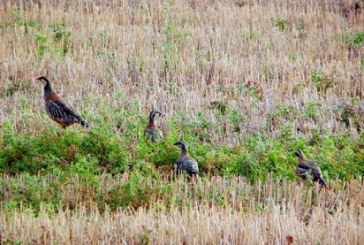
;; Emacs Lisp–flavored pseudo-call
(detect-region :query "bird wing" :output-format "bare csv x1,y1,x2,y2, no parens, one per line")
309,164,323,179
182,157,199,175
296,166,310,176
297,160,323,178
46,99,82,123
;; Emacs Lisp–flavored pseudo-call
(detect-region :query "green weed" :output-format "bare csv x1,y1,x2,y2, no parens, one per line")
311,71,336,94
271,17,287,32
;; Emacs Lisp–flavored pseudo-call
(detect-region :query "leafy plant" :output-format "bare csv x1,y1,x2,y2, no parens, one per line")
342,30,364,45
304,101,320,120
34,32,48,58
12,10,41,33
311,71,336,94
50,23,71,56
271,17,287,32
228,109,245,132
352,31,364,44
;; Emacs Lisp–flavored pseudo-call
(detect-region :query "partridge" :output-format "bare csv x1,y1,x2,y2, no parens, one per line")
145,110,163,142
174,141,199,180
36,76,88,128
294,150,326,187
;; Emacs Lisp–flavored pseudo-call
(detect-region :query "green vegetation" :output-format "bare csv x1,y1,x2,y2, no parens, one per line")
34,23,71,58
1,102,363,213
310,71,336,95
271,16,287,32
1,111,363,181
342,30,364,45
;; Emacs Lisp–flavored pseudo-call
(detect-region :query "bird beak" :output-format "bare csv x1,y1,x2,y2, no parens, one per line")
155,111,163,116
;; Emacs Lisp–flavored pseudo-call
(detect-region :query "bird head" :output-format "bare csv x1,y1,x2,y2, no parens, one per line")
294,150,304,158
174,140,187,149
149,110,164,121
36,76,50,86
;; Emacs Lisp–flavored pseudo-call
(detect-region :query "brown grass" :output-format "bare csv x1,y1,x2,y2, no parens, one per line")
0,176,363,244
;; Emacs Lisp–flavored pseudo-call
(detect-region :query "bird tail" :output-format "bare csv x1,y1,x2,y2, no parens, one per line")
318,177,326,187
79,119,89,128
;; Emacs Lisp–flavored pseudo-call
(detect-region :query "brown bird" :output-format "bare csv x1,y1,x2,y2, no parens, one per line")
144,110,163,142
36,76,88,128
294,150,326,187
174,141,199,181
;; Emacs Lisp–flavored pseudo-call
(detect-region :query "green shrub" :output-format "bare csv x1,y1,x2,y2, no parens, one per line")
0,110,363,184
271,16,287,32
